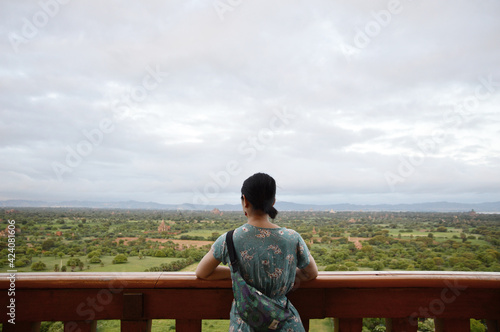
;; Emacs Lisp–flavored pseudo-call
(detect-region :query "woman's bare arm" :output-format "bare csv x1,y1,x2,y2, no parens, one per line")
195,248,231,280
296,254,318,281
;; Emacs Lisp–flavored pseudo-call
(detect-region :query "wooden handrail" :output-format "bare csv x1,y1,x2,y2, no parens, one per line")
1,271,499,332
2,271,499,289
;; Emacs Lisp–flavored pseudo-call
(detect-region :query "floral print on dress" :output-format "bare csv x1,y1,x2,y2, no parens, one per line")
267,267,284,279
268,244,282,254
277,284,289,296
240,250,254,261
256,229,272,238
212,223,311,332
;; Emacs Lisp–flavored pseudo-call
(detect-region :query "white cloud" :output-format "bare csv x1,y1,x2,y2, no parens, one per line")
1,0,499,205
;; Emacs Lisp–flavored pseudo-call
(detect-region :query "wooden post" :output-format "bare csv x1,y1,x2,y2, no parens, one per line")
64,320,97,332
302,318,309,331
435,318,471,332
176,319,202,332
3,321,40,332
334,318,363,332
486,319,499,332
121,320,152,332
385,317,418,332
121,293,151,332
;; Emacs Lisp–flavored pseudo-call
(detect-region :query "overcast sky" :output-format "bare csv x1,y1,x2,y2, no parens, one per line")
1,0,499,206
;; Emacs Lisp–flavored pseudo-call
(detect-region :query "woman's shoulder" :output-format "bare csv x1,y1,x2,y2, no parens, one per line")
236,223,290,232
236,224,302,239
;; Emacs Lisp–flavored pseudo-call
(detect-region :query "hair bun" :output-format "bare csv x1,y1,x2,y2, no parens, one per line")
265,206,278,219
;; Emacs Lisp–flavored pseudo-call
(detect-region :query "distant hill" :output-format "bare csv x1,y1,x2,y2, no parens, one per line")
274,201,500,213
1,199,499,212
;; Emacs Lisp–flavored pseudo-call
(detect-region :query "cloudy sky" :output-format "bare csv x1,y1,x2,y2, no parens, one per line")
1,0,500,206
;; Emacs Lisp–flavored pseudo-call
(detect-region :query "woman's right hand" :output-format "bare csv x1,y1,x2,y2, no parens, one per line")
296,254,318,281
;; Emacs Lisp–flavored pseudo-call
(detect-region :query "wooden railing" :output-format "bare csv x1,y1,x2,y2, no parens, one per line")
0,271,499,331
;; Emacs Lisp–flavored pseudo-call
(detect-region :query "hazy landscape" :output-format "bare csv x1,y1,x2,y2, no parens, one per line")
2,199,500,212
1,206,499,331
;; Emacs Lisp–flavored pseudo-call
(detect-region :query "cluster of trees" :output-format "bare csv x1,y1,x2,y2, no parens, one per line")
145,258,194,272
0,208,497,332
0,208,499,274
359,318,487,332
312,235,500,272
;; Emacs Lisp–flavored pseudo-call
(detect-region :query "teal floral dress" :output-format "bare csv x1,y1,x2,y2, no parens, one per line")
212,223,311,332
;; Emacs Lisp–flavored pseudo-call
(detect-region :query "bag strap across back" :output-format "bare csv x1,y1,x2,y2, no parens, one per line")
226,228,291,315
226,230,239,272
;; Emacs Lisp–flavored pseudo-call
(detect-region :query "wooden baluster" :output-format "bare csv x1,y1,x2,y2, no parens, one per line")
302,318,309,331
121,320,152,332
176,319,202,332
3,321,40,332
385,317,418,332
334,318,363,332
486,319,499,332
435,318,470,332
64,320,97,332
121,293,151,332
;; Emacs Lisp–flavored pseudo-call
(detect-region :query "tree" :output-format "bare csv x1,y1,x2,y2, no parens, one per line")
27,248,36,263
87,250,101,259
31,261,47,271
42,239,56,251
155,250,167,257
47,321,64,332
113,254,128,264
363,318,386,332
460,232,467,242
420,258,437,271
89,256,101,264
372,261,385,271
67,257,82,267
15,257,30,267
419,318,435,332
470,319,486,332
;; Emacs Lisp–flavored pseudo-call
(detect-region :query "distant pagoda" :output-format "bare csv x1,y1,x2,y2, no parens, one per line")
158,220,170,233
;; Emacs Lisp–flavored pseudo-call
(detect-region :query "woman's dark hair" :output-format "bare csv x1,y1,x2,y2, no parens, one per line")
241,173,278,219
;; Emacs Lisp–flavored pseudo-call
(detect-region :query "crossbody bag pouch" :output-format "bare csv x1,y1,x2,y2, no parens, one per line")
226,230,292,331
